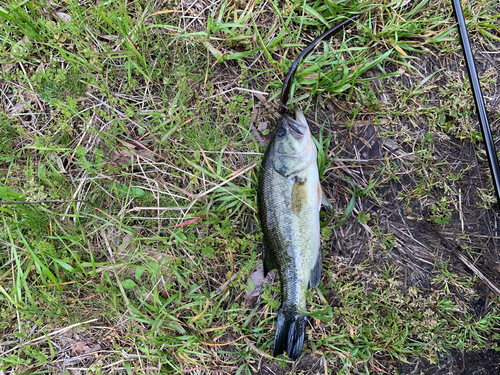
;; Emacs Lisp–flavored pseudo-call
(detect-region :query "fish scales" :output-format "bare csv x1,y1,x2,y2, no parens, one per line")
256,16,355,361
257,111,323,360
259,161,320,303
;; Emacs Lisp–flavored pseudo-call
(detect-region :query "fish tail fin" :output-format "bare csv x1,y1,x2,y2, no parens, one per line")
273,308,307,360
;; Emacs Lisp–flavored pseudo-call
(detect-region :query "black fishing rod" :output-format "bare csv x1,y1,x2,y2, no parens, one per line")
279,16,359,114
451,0,500,206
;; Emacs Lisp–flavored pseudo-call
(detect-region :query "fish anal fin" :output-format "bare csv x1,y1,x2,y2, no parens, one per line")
309,251,322,288
263,243,277,276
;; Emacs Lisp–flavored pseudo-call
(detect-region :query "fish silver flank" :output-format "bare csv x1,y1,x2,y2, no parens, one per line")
257,109,326,360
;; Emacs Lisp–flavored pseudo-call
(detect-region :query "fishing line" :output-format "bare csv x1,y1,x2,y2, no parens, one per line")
279,16,359,114
451,0,500,206
278,6,499,206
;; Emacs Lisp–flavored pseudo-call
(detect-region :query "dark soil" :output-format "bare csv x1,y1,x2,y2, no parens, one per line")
216,1,500,373
255,354,325,375
399,349,500,375
253,349,500,375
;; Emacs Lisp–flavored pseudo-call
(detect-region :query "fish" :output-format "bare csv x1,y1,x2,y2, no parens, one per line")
256,17,357,360
257,109,328,360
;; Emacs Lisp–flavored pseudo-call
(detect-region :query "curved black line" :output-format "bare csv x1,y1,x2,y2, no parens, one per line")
279,15,359,114
451,0,500,207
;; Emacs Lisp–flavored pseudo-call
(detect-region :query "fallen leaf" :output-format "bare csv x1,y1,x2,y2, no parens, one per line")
393,0,412,7
116,234,134,254
245,263,268,307
12,35,29,54
2,62,16,73
71,342,91,356
55,12,72,22
257,121,268,132
7,90,36,115
111,139,156,165
249,122,267,147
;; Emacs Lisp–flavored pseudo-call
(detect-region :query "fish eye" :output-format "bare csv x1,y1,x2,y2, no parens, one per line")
277,128,286,137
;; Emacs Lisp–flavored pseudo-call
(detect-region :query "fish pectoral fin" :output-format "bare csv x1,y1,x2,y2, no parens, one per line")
318,184,335,227
321,186,332,209
309,251,322,288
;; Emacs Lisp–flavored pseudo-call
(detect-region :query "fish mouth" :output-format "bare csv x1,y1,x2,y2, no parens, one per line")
282,113,305,137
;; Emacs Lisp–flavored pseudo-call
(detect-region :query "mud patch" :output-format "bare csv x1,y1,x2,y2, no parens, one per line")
398,349,500,374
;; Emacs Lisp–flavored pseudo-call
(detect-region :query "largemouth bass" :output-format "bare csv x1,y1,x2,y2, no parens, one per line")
257,109,326,360
256,17,356,359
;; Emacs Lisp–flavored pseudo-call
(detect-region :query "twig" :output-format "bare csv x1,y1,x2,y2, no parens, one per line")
212,268,244,296
427,223,500,298
86,92,125,117
244,337,277,360
30,318,99,344
204,87,269,101
0,200,87,205
453,250,500,297
18,62,44,111
185,161,258,213
1,318,98,356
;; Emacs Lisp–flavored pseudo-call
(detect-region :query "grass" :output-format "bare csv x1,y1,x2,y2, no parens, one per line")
1,0,500,373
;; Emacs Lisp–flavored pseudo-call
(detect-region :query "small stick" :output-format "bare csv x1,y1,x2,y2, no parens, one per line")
27,318,99,345
18,62,44,111
427,223,500,298
244,337,277,360
0,200,87,205
1,318,98,356
185,161,258,213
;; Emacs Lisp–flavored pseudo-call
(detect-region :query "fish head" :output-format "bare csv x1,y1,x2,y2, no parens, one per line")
270,109,317,177
273,109,314,157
